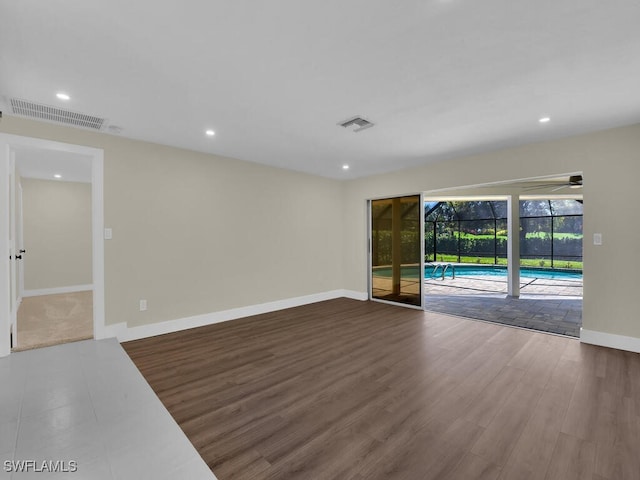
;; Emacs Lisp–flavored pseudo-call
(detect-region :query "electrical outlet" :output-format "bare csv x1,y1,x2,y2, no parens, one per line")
139,299,147,311
593,233,602,245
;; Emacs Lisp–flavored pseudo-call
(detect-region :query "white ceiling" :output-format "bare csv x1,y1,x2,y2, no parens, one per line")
1,0,640,180
14,146,92,183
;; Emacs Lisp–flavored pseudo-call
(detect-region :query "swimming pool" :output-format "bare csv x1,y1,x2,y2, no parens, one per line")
373,264,583,281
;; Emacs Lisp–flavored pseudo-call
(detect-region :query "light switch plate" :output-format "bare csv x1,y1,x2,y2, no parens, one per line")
104,228,112,240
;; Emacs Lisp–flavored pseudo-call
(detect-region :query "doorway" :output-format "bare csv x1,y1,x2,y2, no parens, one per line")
14,154,94,350
421,175,583,337
0,134,105,357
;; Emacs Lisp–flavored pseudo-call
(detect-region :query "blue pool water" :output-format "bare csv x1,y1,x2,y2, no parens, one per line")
373,265,583,281
434,265,582,280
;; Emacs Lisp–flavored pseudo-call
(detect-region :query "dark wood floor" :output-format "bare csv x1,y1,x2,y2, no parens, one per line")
123,298,640,480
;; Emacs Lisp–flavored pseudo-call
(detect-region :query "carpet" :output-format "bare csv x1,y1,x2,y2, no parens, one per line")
14,290,93,351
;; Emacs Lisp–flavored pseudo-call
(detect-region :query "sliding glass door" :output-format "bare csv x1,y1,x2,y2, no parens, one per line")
370,195,423,308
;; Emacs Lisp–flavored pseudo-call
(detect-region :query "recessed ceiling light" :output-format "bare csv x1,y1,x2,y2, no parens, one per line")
56,93,70,101
539,117,551,123
342,164,350,170
205,129,215,136
54,174,62,179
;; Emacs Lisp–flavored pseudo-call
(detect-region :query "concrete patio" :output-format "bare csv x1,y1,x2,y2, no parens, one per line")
424,274,582,337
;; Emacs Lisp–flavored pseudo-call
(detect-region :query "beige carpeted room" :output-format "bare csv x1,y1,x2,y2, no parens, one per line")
2,2,640,479
15,291,93,351
12,172,94,351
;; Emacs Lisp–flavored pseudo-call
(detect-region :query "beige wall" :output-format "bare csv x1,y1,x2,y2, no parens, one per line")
21,178,92,290
343,123,640,340
1,116,344,327
4,115,640,343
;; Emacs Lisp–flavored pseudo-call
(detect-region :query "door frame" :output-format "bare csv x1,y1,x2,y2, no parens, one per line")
0,133,105,357
8,150,17,345
16,181,24,302
368,193,425,310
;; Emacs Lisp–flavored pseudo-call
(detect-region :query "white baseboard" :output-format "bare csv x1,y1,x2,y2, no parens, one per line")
580,328,640,353
110,289,368,343
95,321,127,341
341,289,368,301
23,284,93,297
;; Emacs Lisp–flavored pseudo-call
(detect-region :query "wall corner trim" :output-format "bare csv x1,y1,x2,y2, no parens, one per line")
95,321,127,341
580,328,640,354
341,290,369,301
102,290,367,343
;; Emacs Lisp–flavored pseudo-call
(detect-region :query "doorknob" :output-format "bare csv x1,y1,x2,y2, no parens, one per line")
19,249,25,253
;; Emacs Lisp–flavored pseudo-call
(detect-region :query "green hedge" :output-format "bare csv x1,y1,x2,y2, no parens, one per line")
426,234,582,264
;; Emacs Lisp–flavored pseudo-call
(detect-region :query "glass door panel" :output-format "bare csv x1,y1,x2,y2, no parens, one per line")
370,195,423,307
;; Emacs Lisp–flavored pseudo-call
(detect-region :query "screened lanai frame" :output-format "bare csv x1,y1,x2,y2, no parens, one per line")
424,198,583,268
519,199,583,268
424,200,508,265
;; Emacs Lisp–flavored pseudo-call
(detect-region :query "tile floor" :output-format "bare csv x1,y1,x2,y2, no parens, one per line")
424,294,582,336
0,339,216,479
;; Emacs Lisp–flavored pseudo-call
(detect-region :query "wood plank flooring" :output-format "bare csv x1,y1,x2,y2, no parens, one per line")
123,298,640,480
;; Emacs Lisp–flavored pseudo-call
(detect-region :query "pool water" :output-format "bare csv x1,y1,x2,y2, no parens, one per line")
373,265,583,281
436,265,582,280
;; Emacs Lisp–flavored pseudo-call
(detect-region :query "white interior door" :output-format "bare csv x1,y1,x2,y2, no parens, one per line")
8,151,18,347
0,141,11,356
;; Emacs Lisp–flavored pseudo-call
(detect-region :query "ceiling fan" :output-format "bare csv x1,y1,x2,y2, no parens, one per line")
524,175,583,192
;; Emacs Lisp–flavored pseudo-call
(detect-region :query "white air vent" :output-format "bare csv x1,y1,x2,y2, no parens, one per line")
338,116,374,132
10,98,106,130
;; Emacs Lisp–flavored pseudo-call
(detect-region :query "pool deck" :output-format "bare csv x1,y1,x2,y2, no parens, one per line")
424,275,582,337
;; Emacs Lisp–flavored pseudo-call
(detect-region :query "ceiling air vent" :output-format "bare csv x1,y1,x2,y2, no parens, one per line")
338,116,374,132
10,98,106,130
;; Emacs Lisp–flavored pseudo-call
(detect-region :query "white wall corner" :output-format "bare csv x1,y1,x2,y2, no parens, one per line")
580,328,640,354
95,321,127,341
